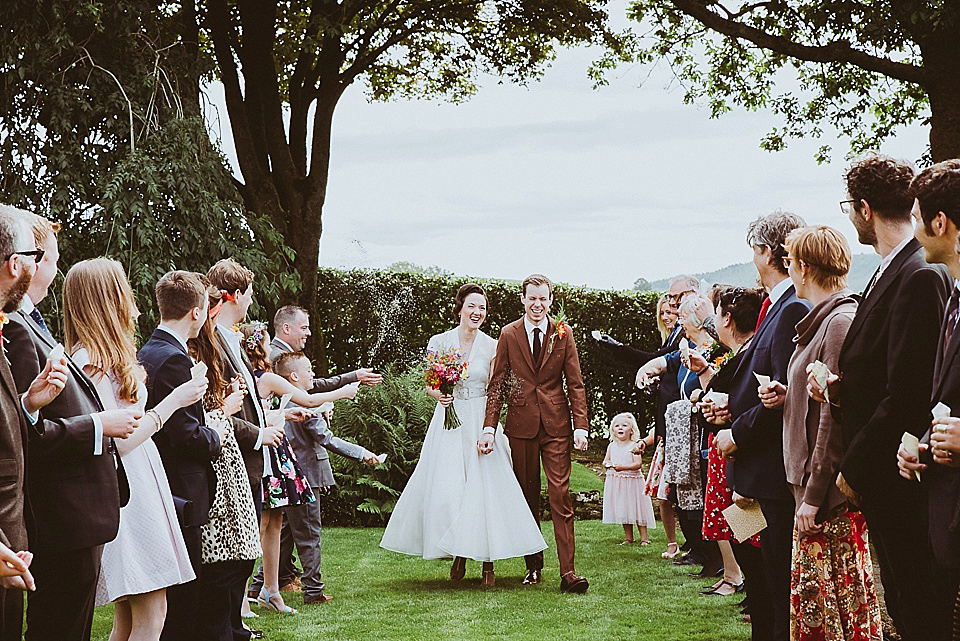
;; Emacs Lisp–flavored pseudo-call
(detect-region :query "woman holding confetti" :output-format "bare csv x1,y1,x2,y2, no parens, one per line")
380,284,546,587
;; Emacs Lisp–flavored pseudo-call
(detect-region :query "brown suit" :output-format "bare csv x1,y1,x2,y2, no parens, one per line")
484,317,588,575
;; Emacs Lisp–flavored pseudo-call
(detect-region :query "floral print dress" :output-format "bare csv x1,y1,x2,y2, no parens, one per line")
256,373,316,510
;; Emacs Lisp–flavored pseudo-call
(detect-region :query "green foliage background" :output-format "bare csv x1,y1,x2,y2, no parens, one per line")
306,268,662,524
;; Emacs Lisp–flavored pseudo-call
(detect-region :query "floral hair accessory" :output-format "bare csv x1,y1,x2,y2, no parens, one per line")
244,321,268,351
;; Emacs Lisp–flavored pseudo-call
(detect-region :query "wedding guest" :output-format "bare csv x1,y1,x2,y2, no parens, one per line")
898,159,960,630
62,259,205,641
138,271,225,641
272,305,382,388
694,287,764,603
757,226,881,639
272,350,378,604
601,412,655,546
3,212,139,641
810,155,951,641
189,286,262,641
0,206,69,641
635,295,722,577
712,211,810,641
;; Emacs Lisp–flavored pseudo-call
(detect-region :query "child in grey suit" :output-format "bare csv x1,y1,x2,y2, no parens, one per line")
273,351,378,603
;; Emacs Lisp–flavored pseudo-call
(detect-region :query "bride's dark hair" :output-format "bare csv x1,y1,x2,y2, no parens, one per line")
453,283,487,319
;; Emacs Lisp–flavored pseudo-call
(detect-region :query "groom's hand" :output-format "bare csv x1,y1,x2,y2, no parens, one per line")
573,429,588,451
477,430,495,455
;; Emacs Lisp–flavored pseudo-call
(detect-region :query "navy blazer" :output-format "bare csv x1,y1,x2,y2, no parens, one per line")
727,285,811,501
139,328,220,526
5,310,127,552
836,239,949,497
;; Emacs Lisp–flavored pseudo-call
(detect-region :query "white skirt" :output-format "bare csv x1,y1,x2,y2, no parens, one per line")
380,396,547,562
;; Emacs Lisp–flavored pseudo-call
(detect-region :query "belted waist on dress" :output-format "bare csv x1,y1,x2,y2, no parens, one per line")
454,387,486,400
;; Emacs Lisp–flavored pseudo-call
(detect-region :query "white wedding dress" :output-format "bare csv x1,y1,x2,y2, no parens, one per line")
380,328,547,562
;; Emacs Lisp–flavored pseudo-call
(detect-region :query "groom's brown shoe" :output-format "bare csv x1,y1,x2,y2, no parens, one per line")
560,572,589,594
521,569,541,585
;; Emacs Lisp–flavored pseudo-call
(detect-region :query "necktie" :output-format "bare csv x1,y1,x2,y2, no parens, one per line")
29,308,50,337
863,267,882,300
532,327,542,363
944,290,960,355
755,297,772,332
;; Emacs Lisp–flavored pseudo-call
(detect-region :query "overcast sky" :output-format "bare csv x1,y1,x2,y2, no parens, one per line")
207,3,930,291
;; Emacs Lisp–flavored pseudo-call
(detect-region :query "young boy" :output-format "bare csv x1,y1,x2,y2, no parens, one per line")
274,351,378,603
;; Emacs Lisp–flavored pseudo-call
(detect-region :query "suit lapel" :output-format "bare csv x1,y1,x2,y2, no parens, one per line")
935,315,960,401
514,321,537,375
536,319,555,371
844,240,919,350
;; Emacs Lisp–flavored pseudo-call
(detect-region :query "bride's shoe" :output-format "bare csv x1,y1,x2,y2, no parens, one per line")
450,557,466,581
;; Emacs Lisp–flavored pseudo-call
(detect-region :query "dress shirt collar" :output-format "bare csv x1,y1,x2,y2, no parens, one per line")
18,293,35,314
523,315,548,337
878,235,913,277
767,276,793,306
157,325,190,355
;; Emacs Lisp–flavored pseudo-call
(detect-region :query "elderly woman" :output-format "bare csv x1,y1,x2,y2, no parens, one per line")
758,226,881,640
637,295,723,576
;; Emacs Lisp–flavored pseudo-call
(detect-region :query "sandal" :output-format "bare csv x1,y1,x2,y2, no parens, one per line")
702,580,743,596
257,587,298,614
619,540,635,545
639,540,652,546
661,542,680,559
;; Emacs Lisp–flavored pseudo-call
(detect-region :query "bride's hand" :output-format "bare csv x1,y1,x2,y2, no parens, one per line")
477,433,494,455
438,393,454,408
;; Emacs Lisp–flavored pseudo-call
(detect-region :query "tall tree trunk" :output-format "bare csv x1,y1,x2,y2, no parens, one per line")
925,40,960,162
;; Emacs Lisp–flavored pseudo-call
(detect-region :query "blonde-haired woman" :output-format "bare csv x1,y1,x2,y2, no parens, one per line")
67,258,207,641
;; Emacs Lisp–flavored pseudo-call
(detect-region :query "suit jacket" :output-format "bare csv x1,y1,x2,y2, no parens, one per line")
284,406,364,488
484,317,588,439
925,287,960,569
268,338,359,393
5,310,126,552
0,355,29,551
139,328,219,527
215,330,267,485
727,285,811,501
836,239,949,498
601,325,684,441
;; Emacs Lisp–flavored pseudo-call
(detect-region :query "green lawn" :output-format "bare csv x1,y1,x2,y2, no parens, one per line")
91,519,750,641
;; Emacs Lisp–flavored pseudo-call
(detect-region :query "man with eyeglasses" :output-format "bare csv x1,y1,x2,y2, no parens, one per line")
809,155,951,641
1,209,139,641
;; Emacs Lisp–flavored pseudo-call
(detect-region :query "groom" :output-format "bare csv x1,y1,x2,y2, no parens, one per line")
482,273,590,593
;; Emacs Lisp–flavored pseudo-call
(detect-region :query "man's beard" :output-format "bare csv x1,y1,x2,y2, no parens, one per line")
3,270,32,314
853,214,878,247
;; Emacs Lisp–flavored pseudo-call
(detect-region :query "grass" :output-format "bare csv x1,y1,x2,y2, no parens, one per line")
91,519,750,641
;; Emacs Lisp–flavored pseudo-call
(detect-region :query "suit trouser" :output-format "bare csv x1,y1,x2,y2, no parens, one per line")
756,497,794,641
160,525,203,641
0,587,23,641
24,544,102,641
198,559,255,641
510,423,576,576
732,542,773,641
860,489,950,641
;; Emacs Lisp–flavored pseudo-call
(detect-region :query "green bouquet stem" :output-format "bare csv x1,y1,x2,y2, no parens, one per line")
440,384,461,430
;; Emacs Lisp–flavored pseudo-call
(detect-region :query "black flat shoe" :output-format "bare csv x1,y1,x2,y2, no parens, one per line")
702,580,743,596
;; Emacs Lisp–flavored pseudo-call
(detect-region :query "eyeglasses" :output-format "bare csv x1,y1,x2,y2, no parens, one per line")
839,199,856,215
666,289,695,303
4,249,45,263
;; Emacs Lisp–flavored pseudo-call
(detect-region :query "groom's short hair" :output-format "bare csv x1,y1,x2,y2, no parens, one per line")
522,273,552,297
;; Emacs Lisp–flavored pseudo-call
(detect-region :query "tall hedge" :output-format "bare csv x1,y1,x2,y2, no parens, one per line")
311,268,663,524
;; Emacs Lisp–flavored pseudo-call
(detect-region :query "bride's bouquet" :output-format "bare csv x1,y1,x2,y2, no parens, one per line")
423,347,468,430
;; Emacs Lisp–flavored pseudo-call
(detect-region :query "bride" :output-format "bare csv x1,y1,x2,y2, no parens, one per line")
380,283,546,586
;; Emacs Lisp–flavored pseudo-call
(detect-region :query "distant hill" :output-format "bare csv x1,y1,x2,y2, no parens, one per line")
648,253,881,293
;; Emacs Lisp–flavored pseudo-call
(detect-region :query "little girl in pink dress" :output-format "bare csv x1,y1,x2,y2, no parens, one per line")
602,412,656,545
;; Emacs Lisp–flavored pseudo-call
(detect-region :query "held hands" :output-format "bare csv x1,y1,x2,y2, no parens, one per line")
573,431,589,451
806,363,840,404
22,356,70,415
758,381,787,409
930,416,960,467
796,502,822,535
898,442,929,480
356,368,383,386
477,432,495,455
701,401,732,425
0,547,34,592
97,408,141,439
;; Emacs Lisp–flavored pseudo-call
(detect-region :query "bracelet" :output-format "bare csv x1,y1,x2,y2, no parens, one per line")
146,409,163,432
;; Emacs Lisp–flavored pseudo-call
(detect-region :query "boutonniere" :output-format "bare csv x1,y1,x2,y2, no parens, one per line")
0,311,9,347
712,350,734,371
547,305,569,354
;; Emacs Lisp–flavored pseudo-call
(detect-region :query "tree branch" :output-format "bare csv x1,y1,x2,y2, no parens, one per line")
672,0,928,86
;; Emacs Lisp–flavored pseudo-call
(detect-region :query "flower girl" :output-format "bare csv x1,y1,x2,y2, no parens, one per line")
602,413,657,545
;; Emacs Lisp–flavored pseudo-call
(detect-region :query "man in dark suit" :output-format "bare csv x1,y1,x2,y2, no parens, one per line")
3,210,138,641
811,155,950,641
898,160,960,627
139,271,224,641
0,205,72,641
271,304,382,390
713,212,810,641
